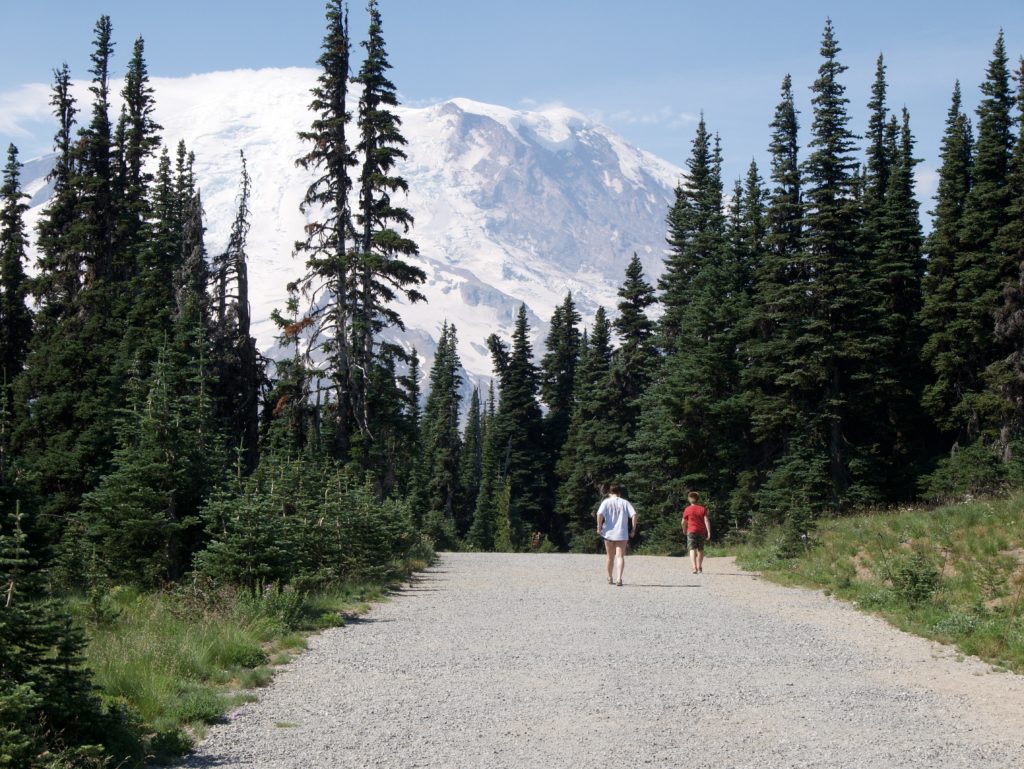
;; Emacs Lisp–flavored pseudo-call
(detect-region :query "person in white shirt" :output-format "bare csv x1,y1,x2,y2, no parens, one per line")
595,483,638,586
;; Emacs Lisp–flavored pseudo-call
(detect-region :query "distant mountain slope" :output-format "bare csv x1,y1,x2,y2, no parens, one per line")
18,68,682,382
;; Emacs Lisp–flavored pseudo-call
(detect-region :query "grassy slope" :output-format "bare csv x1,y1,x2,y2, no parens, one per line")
72,558,430,765
734,494,1024,673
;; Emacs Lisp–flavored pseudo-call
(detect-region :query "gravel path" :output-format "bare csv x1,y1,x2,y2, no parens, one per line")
176,552,1024,769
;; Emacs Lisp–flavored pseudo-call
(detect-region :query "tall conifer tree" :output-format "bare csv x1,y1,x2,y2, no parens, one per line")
488,305,545,545
294,0,358,461
609,254,658,437
416,322,464,540
0,146,33,393
556,309,619,549
920,82,974,432
350,0,426,477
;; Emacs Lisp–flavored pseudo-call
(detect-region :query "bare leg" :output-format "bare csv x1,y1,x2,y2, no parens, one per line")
603,539,615,583
614,541,627,585
697,546,705,572
690,547,698,573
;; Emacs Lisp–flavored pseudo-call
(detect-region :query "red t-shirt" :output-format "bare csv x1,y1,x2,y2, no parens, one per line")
682,504,708,536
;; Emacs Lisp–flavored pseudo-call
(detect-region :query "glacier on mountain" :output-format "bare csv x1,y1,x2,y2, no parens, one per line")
15,68,682,385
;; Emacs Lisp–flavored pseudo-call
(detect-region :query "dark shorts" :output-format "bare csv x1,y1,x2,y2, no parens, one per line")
687,533,705,551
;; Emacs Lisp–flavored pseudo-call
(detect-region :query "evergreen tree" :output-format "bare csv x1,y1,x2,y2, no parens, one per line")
32,64,80,320
658,116,724,353
0,146,33,504
0,145,33,403
78,16,116,286
0,506,135,766
792,19,877,512
13,21,130,543
743,75,804,504
467,382,499,550
628,126,752,541
947,31,1016,442
417,322,463,542
556,309,619,549
539,292,581,510
77,318,221,586
984,57,1024,467
294,0,359,462
868,107,927,497
458,386,483,531
488,305,545,546
114,35,161,265
920,82,974,432
211,151,263,472
609,254,658,437
350,0,426,476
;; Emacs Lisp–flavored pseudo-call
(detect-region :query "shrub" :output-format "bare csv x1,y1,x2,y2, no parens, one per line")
892,549,940,606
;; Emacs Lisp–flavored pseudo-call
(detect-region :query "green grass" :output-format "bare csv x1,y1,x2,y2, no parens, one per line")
71,554,432,766
734,494,1024,673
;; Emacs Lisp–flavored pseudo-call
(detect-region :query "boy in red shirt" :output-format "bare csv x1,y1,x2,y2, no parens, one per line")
681,491,711,574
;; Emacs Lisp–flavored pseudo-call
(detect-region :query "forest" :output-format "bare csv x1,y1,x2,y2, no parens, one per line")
1,0,1023,764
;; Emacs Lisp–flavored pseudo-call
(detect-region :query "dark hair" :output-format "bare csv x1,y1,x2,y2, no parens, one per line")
608,482,621,495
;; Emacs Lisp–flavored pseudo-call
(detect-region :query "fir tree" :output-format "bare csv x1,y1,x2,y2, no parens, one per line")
609,254,658,437
629,128,751,540
556,309,619,550
0,146,33,503
986,57,1024,465
294,0,359,461
114,35,161,265
488,305,545,546
467,382,499,550
458,386,483,530
743,75,803,498
793,19,877,511
0,506,135,765
658,117,725,354
920,82,974,431
32,64,80,320
212,151,263,472
539,292,581,508
13,21,129,542
947,31,1016,442
78,16,116,286
868,107,927,497
350,0,426,476
0,145,33,400
416,322,463,542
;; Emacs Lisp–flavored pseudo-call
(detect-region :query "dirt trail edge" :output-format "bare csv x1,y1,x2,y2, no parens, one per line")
175,553,1024,769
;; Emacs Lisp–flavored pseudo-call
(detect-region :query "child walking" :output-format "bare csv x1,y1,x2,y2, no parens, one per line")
681,491,711,574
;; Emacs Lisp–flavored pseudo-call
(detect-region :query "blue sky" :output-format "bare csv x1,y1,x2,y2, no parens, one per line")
1,0,1022,205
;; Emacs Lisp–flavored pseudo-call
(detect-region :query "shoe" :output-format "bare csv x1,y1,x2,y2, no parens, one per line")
692,569,698,574
616,581,623,587
607,577,613,584
698,568,703,573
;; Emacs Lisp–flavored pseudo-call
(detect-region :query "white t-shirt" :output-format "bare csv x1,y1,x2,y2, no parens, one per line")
597,495,636,541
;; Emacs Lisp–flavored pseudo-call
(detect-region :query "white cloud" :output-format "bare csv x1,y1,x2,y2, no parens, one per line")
603,106,698,129
0,83,54,137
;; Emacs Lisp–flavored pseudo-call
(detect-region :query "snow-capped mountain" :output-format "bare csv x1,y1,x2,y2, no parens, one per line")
17,68,681,383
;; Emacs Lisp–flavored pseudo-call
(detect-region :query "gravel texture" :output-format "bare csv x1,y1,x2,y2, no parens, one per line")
176,552,1024,769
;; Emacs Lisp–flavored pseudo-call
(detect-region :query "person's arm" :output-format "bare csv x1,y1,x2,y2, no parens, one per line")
630,512,638,538
703,512,711,541
596,501,604,535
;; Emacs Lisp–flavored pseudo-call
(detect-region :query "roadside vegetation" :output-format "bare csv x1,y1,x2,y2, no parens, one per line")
734,494,1024,673
74,559,429,765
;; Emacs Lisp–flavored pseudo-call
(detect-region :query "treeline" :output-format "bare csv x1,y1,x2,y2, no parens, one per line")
0,1,430,765
409,22,1024,555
